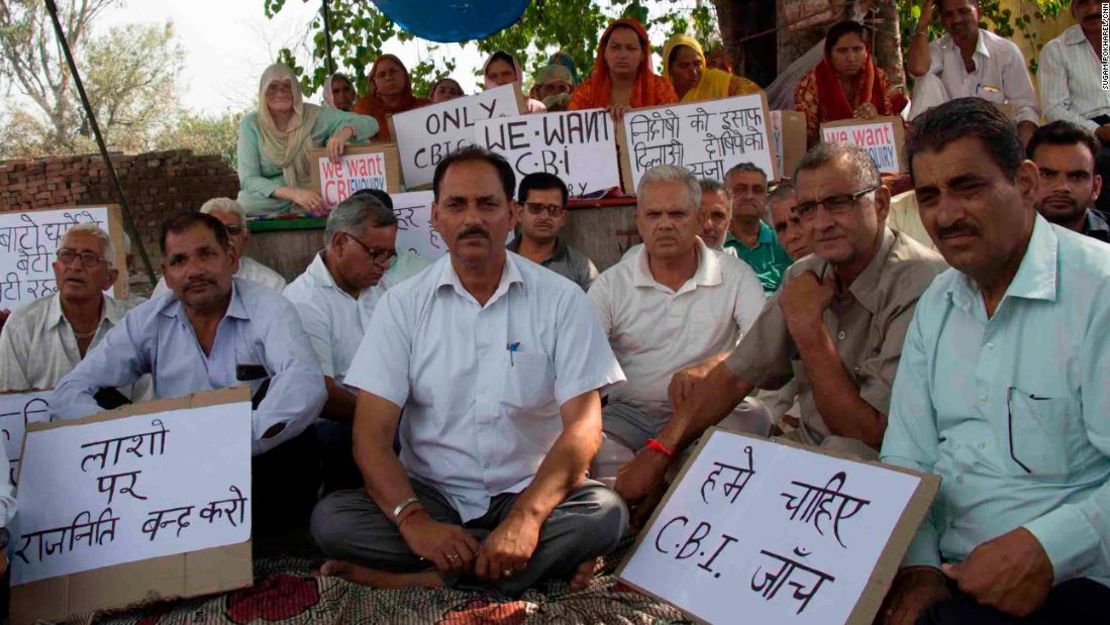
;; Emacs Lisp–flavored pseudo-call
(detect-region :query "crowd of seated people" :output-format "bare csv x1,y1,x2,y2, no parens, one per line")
1,6,1108,623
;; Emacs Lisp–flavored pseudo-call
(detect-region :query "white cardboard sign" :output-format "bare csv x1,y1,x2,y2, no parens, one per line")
474,108,621,197
618,428,937,625
11,399,252,585
820,117,906,174
390,191,446,260
0,391,51,485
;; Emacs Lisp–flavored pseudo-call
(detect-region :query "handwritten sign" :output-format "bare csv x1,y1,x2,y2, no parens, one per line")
618,428,938,625
0,390,50,485
820,117,907,174
621,94,777,193
389,191,444,260
392,83,523,189
0,206,126,309
11,393,252,586
474,108,621,197
310,144,402,210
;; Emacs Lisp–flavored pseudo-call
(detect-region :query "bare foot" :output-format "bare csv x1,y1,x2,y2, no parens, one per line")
319,559,444,589
568,557,602,592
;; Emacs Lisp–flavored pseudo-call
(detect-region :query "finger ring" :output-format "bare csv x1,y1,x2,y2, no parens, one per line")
503,568,513,577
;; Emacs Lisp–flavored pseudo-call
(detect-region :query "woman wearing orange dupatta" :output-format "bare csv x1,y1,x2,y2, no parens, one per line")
794,21,907,147
353,54,430,142
569,18,677,122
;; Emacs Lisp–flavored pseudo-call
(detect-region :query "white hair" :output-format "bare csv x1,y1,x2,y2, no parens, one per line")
60,223,115,267
636,165,701,211
200,197,247,225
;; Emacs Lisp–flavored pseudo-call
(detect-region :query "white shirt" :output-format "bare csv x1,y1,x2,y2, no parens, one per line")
1040,25,1110,132
927,29,1040,125
0,293,150,400
283,250,431,385
621,240,738,261
590,239,764,422
152,256,286,296
345,252,624,522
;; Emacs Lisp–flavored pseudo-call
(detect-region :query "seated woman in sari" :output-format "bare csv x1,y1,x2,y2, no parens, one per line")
569,19,677,121
353,54,429,142
662,34,761,103
237,64,377,217
794,20,907,147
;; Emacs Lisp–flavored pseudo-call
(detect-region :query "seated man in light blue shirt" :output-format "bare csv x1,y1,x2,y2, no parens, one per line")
879,97,1110,625
52,212,327,535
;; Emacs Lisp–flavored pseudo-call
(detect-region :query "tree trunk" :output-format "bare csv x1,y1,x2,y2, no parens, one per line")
870,0,905,91
712,0,778,87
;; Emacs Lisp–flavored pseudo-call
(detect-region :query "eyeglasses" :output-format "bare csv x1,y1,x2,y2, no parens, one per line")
344,233,397,264
224,224,244,236
57,249,107,267
524,202,564,216
794,185,880,222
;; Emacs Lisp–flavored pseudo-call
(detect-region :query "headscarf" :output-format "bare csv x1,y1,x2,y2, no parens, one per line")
428,76,464,101
256,63,320,190
813,27,887,123
549,50,579,84
661,34,733,103
569,19,677,110
352,54,429,140
482,50,547,113
536,64,575,88
322,72,352,110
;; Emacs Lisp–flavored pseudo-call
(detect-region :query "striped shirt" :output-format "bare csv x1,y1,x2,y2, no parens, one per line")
1039,25,1110,132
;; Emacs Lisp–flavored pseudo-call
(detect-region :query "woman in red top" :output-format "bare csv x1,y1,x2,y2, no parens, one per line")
570,18,677,122
353,54,430,142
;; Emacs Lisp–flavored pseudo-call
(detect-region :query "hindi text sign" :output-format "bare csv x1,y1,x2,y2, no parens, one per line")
0,390,51,485
310,144,402,210
618,428,938,625
820,117,907,174
620,94,777,193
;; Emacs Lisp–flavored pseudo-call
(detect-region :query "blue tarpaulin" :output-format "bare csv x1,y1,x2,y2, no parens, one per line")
371,0,531,43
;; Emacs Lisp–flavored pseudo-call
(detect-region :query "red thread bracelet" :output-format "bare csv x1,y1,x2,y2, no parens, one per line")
646,438,675,460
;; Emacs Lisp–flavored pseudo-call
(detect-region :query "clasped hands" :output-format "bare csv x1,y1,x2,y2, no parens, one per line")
398,509,541,582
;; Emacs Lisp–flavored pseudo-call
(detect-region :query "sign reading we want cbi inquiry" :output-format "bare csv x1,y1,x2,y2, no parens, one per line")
820,116,907,174
310,144,402,210
619,428,938,625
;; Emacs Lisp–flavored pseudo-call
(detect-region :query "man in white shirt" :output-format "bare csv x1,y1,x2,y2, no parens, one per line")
284,193,429,492
588,165,767,489
310,147,626,595
152,198,286,295
907,0,1039,145
0,224,147,405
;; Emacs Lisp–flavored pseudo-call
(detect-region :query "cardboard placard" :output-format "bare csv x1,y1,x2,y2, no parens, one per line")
771,110,807,181
309,144,402,210
619,93,777,194
10,387,254,625
618,428,940,625
0,205,126,308
473,108,622,197
391,83,525,189
820,117,907,174
0,390,51,485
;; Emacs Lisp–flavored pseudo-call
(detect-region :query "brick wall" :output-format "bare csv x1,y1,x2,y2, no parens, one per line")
0,150,239,275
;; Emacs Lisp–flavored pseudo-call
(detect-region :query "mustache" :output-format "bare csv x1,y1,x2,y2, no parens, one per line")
457,227,490,240
936,221,979,239
184,277,216,289
1041,193,1078,208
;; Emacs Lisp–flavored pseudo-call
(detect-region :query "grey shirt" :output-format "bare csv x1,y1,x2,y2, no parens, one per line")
507,235,599,292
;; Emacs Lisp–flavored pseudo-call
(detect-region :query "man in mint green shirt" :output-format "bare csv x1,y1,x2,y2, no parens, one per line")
879,98,1110,625
722,163,793,294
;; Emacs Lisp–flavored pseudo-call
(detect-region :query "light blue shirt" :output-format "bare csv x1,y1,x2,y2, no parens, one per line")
881,216,1110,586
50,279,326,456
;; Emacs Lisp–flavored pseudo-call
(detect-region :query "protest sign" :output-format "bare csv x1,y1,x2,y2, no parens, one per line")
620,94,777,193
392,83,524,188
820,117,907,174
10,387,253,625
772,110,807,180
474,108,621,197
0,205,126,309
309,144,402,210
618,428,939,625
0,390,51,484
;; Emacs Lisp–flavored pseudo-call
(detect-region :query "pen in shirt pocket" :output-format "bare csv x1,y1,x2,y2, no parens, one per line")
507,341,521,366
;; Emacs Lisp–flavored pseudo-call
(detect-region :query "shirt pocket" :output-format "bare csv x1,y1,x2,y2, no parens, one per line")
502,352,556,412
1007,388,1079,478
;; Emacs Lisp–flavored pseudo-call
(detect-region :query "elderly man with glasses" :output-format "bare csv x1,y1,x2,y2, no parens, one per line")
507,172,598,291
0,224,149,404
613,143,947,515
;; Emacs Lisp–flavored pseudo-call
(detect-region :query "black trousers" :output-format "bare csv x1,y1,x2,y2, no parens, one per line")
252,427,320,537
919,578,1110,625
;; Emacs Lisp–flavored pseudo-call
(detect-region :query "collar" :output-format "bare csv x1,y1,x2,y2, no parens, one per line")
159,279,250,323
947,215,1058,310
725,221,775,250
1084,209,1110,236
845,227,897,314
47,292,121,331
435,252,524,307
632,238,721,293
1063,24,1089,46
306,252,337,287
974,28,991,58
507,234,569,263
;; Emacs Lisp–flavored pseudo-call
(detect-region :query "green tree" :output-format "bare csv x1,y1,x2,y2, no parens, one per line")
154,109,244,168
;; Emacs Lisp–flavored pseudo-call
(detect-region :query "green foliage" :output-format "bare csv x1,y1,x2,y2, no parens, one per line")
153,110,244,168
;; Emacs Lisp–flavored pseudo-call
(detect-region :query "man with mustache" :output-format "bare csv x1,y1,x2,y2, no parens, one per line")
587,165,766,493
284,193,429,493
768,183,813,262
0,224,147,399
1029,121,1107,243
613,143,947,511
311,147,626,595
507,172,598,291
878,97,1110,625
723,162,793,294
51,212,327,535
907,0,1039,146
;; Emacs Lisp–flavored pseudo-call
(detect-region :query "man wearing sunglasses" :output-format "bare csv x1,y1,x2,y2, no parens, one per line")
613,143,946,513
878,98,1110,625
507,172,598,292
284,193,428,492
152,198,286,296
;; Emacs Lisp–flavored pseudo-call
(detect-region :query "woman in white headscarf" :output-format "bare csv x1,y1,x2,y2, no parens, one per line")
322,72,357,111
237,63,378,217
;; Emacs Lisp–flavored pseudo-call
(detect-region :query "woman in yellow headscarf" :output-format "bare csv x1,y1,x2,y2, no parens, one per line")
662,35,762,103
